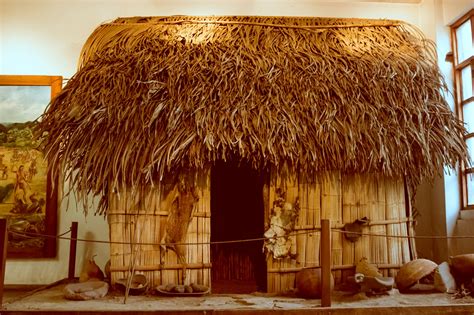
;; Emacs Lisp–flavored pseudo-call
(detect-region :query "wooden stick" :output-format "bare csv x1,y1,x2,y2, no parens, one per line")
108,211,210,218
268,263,405,273
111,262,212,272
404,179,418,260
293,218,415,231
68,222,78,280
321,219,331,307
1,278,67,305
0,218,7,307
125,215,141,304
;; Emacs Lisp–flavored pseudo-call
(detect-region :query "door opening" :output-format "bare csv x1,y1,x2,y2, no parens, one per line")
210,160,267,293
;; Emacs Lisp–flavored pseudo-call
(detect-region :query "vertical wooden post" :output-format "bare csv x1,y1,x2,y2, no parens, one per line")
0,218,8,306
321,219,331,307
68,222,78,280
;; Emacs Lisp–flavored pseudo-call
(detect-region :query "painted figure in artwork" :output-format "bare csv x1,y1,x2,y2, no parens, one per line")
0,154,7,179
28,158,37,179
14,165,30,207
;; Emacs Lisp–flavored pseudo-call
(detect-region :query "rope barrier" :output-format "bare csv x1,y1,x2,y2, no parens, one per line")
7,228,72,240
57,228,72,237
6,226,474,247
331,229,474,240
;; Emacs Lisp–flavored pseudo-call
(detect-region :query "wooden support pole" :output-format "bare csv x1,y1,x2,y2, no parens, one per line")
0,218,8,307
68,222,78,280
321,219,331,307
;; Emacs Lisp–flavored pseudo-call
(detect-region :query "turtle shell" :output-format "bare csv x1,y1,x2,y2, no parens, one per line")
450,254,474,278
295,268,334,299
395,259,437,292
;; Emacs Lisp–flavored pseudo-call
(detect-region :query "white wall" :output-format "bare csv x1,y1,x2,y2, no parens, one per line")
413,0,472,263
0,0,3,73
438,0,472,257
443,0,473,25
1,0,423,79
0,0,467,284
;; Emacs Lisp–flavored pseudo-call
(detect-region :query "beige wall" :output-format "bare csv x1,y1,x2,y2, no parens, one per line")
0,0,3,73
438,0,472,258
443,0,473,25
0,0,470,284
414,0,472,263
1,0,422,79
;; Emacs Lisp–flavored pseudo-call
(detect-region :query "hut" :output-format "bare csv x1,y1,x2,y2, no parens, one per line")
38,16,467,293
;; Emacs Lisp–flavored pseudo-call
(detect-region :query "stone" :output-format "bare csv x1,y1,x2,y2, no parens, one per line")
64,281,109,300
434,262,456,293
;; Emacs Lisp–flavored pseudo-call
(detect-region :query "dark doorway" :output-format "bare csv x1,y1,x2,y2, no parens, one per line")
211,160,267,293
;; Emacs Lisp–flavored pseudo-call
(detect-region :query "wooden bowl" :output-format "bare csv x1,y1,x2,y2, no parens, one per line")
156,284,210,297
116,274,148,295
395,259,437,292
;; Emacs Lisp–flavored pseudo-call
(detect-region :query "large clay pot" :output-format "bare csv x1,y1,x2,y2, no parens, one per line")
395,259,437,292
295,268,334,299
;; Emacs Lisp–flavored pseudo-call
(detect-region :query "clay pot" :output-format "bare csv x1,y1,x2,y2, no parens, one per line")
450,254,474,278
395,259,437,292
295,268,334,299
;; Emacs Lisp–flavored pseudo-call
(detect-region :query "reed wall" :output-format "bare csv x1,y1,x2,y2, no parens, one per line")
108,170,413,292
108,173,211,287
266,171,414,292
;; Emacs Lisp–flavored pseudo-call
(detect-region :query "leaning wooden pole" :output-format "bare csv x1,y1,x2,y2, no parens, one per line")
321,219,331,307
68,222,78,280
0,218,8,307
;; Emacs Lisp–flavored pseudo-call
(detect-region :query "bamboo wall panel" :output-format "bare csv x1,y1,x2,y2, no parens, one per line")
266,171,413,293
108,169,412,293
322,171,343,282
108,172,211,288
369,176,388,276
341,174,356,281
352,175,370,265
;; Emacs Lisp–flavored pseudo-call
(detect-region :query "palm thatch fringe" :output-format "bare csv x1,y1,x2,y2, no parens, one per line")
37,16,467,216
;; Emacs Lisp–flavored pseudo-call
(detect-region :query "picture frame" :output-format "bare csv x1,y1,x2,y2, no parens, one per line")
0,75,62,258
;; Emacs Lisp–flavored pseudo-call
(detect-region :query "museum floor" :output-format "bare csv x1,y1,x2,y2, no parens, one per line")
2,282,474,315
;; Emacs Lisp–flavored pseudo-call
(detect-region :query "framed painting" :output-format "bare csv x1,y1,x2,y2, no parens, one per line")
0,75,62,258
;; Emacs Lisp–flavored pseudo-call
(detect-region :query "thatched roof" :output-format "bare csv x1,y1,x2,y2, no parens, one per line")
38,16,467,215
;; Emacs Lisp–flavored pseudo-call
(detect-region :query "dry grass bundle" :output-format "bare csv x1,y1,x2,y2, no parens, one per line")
37,16,467,216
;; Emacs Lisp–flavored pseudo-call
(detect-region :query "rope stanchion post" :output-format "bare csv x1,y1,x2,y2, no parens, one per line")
68,222,78,280
321,219,331,307
0,218,7,307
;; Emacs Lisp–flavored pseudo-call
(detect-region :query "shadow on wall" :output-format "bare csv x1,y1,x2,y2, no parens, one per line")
79,231,107,276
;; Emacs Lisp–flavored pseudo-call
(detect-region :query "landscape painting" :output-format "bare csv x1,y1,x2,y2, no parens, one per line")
0,75,62,258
